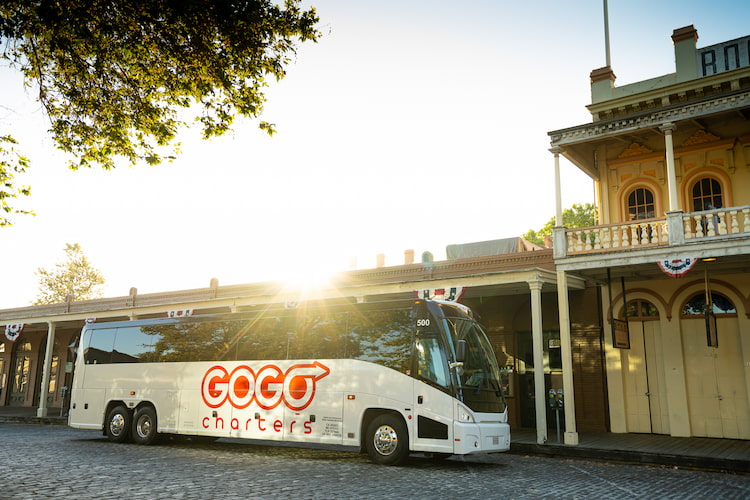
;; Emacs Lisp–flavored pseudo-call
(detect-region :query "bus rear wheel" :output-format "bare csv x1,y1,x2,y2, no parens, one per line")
365,414,409,466
132,406,159,445
105,405,131,443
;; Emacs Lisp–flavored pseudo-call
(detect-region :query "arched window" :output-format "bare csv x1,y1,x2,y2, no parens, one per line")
625,299,659,321
681,292,736,317
627,187,655,220
692,178,723,211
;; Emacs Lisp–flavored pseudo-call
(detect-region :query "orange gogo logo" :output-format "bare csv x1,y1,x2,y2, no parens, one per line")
201,361,330,411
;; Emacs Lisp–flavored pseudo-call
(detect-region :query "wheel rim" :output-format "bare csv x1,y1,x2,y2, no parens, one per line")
135,415,152,439
373,424,399,456
109,413,125,437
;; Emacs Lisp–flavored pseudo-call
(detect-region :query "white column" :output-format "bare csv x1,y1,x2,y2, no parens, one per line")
550,146,564,227
660,123,679,211
529,279,547,444
556,269,579,445
37,322,56,417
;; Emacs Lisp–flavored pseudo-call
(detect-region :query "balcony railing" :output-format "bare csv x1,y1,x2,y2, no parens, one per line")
561,205,750,257
683,207,750,239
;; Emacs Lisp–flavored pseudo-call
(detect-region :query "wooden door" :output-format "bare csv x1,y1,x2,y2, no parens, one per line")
682,317,749,439
8,341,33,406
622,320,669,434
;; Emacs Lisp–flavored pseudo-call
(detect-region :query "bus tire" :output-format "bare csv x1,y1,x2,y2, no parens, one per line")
365,414,409,466
132,406,159,445
105,405,131,444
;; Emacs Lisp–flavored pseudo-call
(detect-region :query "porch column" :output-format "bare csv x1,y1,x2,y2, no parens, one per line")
556,269,579,445
551,146,564,226
528,279,547,444
660,123,679,211
37,321,56,417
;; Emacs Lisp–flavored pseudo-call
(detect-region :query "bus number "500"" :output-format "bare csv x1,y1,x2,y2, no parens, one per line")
416,318,430,327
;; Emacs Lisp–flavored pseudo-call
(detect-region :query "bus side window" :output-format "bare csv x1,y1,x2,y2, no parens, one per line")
415,337,449,387
299,312,348,359
85,328,116,364
112,326,157,363
346,308,412,372
234,317,288,361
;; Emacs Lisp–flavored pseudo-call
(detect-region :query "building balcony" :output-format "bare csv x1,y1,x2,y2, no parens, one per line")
553,205,750,275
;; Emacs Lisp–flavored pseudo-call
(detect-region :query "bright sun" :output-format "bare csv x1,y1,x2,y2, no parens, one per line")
263,249,349,303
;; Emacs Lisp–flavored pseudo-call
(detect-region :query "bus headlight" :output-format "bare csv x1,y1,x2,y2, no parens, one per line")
458,404,475,423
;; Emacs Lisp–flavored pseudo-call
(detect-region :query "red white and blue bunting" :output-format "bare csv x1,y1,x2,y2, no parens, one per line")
415,286,466,302
657,257,698,278
4,323,25,342
167,309,194,318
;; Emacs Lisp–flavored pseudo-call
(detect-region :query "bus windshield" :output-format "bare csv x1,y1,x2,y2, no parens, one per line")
436,304,506,414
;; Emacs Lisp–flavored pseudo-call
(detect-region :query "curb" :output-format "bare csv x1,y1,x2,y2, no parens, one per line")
0,416,67,426
510,442,749,474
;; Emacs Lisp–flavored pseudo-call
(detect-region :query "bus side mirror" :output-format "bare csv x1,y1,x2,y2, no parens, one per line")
69,338,79,356
456,340,467,363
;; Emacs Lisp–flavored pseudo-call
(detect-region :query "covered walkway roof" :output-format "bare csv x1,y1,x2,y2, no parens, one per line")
1,248,584,331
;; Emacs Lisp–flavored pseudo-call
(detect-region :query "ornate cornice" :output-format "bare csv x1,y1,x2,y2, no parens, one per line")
549,89,750,147
681,129,721,147
618,142,653,158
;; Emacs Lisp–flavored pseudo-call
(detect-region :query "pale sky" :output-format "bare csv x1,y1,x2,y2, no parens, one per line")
2,0,750,308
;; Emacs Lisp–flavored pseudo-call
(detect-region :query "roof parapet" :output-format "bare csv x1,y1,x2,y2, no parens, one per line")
590,66,617,103
672,25,699,82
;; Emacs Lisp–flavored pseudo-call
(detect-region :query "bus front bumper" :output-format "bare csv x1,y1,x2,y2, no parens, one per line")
453,421,511,455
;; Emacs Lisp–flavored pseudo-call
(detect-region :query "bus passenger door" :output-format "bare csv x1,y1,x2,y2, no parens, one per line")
412,335,455,454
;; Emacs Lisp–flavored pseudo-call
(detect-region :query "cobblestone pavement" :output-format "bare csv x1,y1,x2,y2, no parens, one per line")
1,423,748,499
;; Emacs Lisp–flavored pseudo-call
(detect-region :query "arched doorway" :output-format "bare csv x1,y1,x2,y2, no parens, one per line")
620,299,669,434
8,340,33,406
680,292,749,439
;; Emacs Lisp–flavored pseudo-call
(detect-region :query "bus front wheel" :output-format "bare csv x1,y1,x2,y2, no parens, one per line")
132,406,159,445
365,414,409,466
105,405,131,443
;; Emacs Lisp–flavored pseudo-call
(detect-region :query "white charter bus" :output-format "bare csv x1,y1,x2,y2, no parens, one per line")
68,299,510,465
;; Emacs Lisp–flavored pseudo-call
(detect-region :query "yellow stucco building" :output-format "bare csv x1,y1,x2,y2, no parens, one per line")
549,25,750,441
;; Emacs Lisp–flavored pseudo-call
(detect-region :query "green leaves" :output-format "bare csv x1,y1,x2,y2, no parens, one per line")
1,0,319,170
0,134,34,226
33,243,105,305
523,203,598,246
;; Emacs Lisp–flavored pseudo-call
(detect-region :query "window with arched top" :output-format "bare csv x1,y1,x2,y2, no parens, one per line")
692,178,723,212
627,187,655,220
13,340,32,354
625,299,660,321
681,292,736,317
